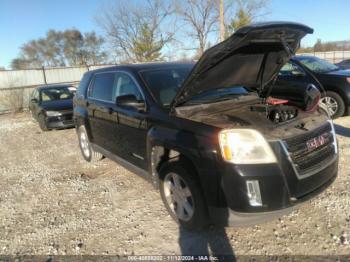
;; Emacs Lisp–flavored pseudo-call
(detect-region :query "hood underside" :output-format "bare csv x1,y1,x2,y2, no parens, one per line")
171,22,313,108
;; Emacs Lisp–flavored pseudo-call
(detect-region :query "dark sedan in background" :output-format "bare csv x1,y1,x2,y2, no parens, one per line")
273,55,350,118
29,84,75,131
336,59,350,70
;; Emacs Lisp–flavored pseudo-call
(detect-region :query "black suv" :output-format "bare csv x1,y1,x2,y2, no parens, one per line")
73,22,338,229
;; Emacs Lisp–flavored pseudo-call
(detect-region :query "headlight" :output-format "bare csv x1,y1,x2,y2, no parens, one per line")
45,111,62,117
219,129,277,164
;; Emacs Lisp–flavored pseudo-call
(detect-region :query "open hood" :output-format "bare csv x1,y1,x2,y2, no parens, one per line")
171,22,313,108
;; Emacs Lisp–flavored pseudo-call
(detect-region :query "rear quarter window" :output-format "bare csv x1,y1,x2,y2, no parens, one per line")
77,73,92,98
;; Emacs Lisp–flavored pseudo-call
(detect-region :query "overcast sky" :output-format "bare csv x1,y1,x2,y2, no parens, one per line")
1,0,349,68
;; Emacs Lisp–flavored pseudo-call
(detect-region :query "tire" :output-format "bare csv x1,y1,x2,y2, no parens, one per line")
319,91,345,119
159,159,209,230
77,125,103,162
38,113,48,131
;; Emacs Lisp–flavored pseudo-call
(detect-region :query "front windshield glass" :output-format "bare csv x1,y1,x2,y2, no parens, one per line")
140,66,192,107
186,86,248,105
40,86,75,102
296,56,339,73
141,66,249,107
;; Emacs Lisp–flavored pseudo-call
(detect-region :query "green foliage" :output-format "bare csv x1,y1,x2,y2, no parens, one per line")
11,29,107,69
228,7,252,32
226,0,268,36
131,24,164,62
11,58,30,70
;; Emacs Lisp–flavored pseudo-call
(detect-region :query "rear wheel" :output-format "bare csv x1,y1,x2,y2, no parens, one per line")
319,91,345,119
78,125,103,162
159,159,209,230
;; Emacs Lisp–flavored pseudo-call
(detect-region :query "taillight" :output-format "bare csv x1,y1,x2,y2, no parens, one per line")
346,77,350,84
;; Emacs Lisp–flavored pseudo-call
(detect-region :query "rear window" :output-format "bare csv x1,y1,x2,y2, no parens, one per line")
90,73,115,101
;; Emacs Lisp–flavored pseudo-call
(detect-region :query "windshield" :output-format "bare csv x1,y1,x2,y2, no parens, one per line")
186,87,248,105
296,56,339,73
140,66,192,106
40,86,75,102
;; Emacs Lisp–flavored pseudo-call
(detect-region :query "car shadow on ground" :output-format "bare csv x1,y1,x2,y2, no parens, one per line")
179,226,236,261
334,124,350,138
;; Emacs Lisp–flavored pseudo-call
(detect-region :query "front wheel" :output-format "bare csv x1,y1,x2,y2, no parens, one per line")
78,125,103,162
319,91,345,119
159,159,209,230
38,113,48,131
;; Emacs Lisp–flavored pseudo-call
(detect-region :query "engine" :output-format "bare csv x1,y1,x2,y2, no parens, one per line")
250,102,299,124
252,83,322,124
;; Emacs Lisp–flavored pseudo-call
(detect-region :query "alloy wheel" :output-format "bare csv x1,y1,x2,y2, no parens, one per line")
80,129,91,159
163,172,194,221
320,96,338,116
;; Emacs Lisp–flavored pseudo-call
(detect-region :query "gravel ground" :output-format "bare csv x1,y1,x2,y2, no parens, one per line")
0,112,350,258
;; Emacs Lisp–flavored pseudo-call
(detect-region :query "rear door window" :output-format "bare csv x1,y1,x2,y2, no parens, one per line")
90,73,115,102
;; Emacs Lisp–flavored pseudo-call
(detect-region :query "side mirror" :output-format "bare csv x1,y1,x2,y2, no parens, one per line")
31,98,38,103
116,94,145,111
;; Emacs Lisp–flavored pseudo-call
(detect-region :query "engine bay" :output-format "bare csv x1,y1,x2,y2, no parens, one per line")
174,85,328,141
250,99,299,124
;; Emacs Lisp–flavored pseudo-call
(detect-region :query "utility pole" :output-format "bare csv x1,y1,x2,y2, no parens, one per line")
219,0,225,41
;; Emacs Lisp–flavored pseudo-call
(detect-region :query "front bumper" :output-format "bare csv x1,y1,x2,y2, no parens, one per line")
202,121,339,227
208,167,337,226
46,114,74,129
205,140,338,227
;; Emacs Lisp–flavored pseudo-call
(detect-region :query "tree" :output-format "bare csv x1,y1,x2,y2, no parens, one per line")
11,29,107,69
298,39,350,54
83,32,107,65
97,0,174,63
313,39,323,52
63,29,85,65
11,58,30,70
175,0,218,57
227,0,269,33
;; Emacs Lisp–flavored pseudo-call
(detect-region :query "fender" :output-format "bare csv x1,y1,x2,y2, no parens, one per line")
146,125,223,207
147,125,202,187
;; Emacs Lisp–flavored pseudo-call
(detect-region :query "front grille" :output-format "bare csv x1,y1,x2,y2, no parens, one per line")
283,123,336,176
62,120,73,125
60,114,73,121
48,114,72,123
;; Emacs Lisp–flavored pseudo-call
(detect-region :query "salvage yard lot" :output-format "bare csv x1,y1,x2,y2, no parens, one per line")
0,112,350,256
